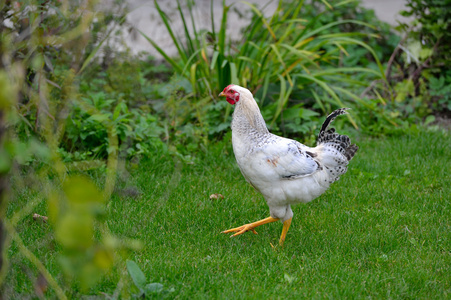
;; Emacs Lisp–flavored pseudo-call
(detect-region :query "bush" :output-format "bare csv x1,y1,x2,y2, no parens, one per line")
391,0,451,115
142,0,402,141
1,0,144,296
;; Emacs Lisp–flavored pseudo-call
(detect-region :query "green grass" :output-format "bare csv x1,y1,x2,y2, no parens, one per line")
5,129,451,298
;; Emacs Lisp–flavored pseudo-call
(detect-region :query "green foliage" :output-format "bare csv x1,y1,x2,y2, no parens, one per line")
399,0,451,66
142,0,390,140
306,0,399,63
2,0,166,163
392,0,451,114
50,176,113,290
1,0,143,297
429,72,451,111
2,0,450,297
126,260,174,298
61,74,166,161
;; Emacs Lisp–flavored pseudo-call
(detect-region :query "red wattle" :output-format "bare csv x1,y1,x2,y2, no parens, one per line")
226,98,236,105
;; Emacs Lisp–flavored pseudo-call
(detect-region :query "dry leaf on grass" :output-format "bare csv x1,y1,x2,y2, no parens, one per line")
209,193,224,200
32,213,48,223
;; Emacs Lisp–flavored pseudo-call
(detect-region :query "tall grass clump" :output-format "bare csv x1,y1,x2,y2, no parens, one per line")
142,0,391,140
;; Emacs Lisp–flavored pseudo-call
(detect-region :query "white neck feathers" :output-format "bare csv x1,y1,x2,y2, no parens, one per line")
232,93,269,135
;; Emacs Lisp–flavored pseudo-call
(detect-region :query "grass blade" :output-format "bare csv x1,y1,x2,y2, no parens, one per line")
271,74,294,127
241,1,277,40
319,36,387,83
218,0,229,54
138,29,182,73
332,85,399,126
177,0,195,54
190,63,198,95
181,49,203,76
311,89,326,113
269,44,293,86
230,62,238,85
295,73,358,128
311,67,382,78
295,19,376,44
153,0,187,62
78,27,114,74
210,51,219,70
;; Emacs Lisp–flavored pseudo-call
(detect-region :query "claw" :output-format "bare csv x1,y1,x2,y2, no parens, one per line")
223,223,258,236
221,216,279,238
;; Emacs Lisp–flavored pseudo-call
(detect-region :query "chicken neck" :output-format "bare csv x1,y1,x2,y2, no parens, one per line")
231,99,269,141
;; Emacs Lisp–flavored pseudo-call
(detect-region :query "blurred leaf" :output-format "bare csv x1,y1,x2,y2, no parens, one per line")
0,71,16,108
94,248,114,270
55,214,94,249
419,47,433,60
424,115,435,126
47,192,60,225
394,80,415,102
79,262,103,291
300,108,320,120
145,283,164,294
63,176,104,204
126,260,147,290
89,114,110,123
0,148,12,173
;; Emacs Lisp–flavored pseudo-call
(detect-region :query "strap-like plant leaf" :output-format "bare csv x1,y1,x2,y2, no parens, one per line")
138,29,182,73
296,73,358,128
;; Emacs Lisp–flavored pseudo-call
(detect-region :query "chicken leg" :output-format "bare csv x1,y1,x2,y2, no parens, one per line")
222,217,293,246
279,218,292,246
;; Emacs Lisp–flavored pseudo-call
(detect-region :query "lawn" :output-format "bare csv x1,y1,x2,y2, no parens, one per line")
5,129,451,298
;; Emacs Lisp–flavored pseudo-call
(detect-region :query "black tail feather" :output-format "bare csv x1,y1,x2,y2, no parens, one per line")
319,108,349,134
317,108,358,161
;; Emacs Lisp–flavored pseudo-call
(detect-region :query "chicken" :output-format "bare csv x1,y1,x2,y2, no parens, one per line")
218,84,358,246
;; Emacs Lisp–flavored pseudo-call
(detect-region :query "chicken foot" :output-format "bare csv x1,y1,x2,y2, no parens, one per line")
222,217,292,246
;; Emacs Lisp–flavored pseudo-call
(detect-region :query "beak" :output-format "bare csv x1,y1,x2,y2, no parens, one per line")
218,91,225,97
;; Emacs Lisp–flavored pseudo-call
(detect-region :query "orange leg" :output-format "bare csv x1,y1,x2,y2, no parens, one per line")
222,216,279,237
279,218,292,246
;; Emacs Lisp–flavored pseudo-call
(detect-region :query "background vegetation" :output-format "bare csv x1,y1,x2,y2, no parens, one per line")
0,0,449,298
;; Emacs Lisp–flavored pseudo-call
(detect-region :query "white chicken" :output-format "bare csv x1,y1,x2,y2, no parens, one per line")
218,84,358,246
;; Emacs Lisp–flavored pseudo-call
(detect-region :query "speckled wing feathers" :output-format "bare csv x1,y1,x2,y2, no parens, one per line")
258,135,319,180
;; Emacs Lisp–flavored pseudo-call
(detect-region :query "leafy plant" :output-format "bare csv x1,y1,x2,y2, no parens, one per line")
390,0,451,115
399,0,451,70
0,0,143,297
61,87,166,161
429,73,451,111
126,260,174,298
49,176,121,291
141,0,388,140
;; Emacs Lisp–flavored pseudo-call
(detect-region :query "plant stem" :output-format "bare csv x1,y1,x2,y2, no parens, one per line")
0,110,7,290
4,220,67,300
385,35,408,82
